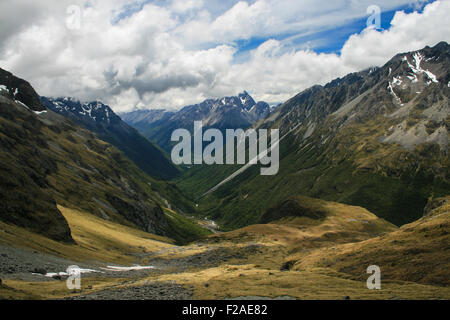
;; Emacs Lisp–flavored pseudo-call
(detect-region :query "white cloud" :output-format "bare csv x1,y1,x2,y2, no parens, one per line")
0,0,448,112
341,1,450,69
171,0,205,13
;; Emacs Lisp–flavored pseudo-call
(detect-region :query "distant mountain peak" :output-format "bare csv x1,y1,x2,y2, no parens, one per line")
121,92,271,152
42,97,118,125
237,91,256,110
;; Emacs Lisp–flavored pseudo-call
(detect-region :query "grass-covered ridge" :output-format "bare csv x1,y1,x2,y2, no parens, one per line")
289,196,450,286
0,206,173,265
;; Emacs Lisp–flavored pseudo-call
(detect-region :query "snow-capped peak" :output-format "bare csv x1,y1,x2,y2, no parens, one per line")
42,97,115,124
403,52,439,84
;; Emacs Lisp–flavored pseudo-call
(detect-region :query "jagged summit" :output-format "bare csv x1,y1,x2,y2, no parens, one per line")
42,97,119,125
121,91,271,152
237,91,256,110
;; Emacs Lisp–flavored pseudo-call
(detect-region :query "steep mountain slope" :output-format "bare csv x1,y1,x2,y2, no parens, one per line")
0,68,197,243
41,97,179,180
0,68,46,112
121,91,270,152
180,42,449,229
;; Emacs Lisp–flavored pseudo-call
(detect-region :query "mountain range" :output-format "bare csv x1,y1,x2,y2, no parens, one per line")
120,91,271,152
177,41,449,229
41,97,179,180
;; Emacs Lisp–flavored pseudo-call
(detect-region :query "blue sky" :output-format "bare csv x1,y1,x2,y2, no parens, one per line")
111,0,435,66
232,1,432,63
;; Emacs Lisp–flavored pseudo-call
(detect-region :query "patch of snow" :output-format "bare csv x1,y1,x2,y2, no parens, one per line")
392,76,402,86
407,74,418,83
403,52,439,84
34,110,47,115
101,265,155,272
387,82,402,104
424,70,438,83
15,100,30,110
0,85,7,92
412,52,424,71
104,107,111,123
43,268,101,278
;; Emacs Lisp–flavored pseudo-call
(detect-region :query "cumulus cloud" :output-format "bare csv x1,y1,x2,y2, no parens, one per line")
341,1,450,69
0,0,449,112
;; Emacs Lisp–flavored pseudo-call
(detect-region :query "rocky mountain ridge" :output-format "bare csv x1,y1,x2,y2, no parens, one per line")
179,42,449,228
121,91,270,152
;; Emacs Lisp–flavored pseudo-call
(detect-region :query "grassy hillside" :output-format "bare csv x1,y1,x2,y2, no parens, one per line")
164,208,212,245
150,196,449,299
0,206,173,265
1,81,199,244
290,196,450,286
1,196,448,300
182,125,448,230
0,205,173,300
